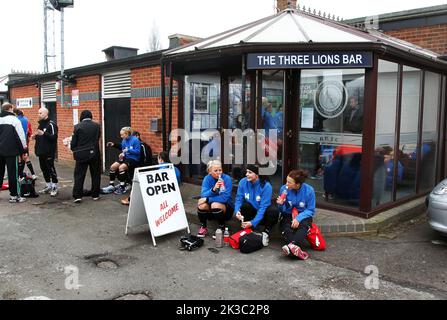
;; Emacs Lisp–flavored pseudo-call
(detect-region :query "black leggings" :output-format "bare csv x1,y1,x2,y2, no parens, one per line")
198,204,234,227
280,215,312,248
239,202,280,231
39,155,58,184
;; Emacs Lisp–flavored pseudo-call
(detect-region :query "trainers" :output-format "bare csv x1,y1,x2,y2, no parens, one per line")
282,244,291,256
92,197,100,201
9,196,26,203
39,186,52,194
101,185,116,194
197,226,208,238
31,175,38,180
114,186,127,195
73,198,82,204
262,232,269,246
288,243,309,260
50,187,58,197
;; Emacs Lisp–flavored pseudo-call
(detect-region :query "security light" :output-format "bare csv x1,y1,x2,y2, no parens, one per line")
49,0,74,11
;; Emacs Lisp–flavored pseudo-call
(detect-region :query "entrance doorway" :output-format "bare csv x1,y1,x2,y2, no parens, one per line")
103,98,131,169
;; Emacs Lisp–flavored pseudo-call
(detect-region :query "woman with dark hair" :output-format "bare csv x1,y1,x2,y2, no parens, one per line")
234,164,279,235
276,169,315,260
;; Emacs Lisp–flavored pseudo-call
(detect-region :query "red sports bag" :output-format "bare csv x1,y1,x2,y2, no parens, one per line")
229,229,252,249
307,223,326,251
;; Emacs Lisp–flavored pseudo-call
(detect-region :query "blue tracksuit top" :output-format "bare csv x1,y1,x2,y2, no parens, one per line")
121,135,141,162
234,177,272,228
159,162,182,185
18,115,29,136
200,173,234,208
278,183,316,223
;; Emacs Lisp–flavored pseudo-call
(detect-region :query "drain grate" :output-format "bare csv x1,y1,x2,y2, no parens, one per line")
95,259,119,269
113,291,152,300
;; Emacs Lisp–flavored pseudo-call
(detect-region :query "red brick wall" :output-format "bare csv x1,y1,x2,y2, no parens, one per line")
385,24,447,55
10,85,40,156
57,75,102,161
131,66,178,155
11,66,180,164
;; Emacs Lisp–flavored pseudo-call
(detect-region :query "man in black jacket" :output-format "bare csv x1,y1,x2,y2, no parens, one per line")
70,110,101,203
0,102,27,203
34,107,59,197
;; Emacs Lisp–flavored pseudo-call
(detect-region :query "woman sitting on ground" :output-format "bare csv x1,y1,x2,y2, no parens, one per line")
197,160,233,238
104,126,140,195
234,164,279,235
276,169,315,260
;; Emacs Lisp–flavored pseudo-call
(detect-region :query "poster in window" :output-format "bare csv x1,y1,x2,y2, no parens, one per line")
209,85,219,114
209,115,218,129
192,114,201,130
201,115,210,129
301,107,314,129
193,84,209,113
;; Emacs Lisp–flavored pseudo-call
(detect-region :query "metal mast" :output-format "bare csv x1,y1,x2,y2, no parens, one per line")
43,0,56,73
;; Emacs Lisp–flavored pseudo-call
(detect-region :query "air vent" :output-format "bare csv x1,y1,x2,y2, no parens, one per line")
102,71,131,99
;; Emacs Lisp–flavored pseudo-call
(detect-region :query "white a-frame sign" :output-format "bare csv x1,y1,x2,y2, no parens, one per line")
125,164,190,246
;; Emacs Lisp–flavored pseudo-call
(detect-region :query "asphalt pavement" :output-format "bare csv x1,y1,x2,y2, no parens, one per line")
0,159,446,300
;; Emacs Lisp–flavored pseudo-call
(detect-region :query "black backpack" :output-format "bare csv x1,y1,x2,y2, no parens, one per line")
239,232,268,254
140,142,153,166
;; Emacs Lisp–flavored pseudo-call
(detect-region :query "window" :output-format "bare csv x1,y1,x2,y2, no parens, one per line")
299,69,365,208
373,60,398,207
420,71,441,191
397,66,421,199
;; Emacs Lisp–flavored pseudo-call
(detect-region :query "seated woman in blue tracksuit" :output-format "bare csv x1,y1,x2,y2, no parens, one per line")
157,151,181,185
234,164,279,234
105,126,141,195
196,160,233,238
276,169,315,260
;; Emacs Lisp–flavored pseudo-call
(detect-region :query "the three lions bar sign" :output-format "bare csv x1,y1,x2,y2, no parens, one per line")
247,51,373,69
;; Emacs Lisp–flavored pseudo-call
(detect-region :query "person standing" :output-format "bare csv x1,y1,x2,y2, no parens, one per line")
70,110,101,204
34,107,59,197
0,102,27,203
15,109,37,179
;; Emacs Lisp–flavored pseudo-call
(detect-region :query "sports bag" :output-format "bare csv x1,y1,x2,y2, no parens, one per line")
20,176,39,198
179,234,204,251
229,229,252,249
239,232,269,254
307,223,326,251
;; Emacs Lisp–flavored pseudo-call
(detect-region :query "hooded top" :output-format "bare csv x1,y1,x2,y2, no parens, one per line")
234,177,272,227
0,110,26,156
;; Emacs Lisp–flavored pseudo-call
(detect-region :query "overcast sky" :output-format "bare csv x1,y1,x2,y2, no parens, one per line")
1,0,446,78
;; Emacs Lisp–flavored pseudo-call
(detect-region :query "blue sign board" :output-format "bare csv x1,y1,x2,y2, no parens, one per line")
247,52,373,69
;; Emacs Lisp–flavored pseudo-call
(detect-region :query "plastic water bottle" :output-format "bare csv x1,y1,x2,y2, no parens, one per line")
218,175,226,192
215,228,223,248
279,187,288,201
223,227,230,246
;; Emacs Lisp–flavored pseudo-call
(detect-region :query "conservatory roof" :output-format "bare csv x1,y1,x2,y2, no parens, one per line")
164,8,444,64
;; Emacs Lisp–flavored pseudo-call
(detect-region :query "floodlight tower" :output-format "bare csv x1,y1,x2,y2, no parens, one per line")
43,0,56,73
48,0,74,108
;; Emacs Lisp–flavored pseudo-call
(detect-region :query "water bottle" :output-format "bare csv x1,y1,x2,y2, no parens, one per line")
279,186,288,201
223,227,230,246
218,175,226,192
215,228,223,248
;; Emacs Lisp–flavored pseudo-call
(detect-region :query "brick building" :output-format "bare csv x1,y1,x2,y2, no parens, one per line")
6,2,447,217
346,4,447,56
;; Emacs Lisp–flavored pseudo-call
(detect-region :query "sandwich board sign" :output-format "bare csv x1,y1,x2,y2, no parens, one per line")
125,164,190,246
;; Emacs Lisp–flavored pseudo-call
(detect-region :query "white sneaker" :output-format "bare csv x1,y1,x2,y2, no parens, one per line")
39,186,52,194
31,175,38,180
50,187,58,197
73,198,82,204
9,196,26,203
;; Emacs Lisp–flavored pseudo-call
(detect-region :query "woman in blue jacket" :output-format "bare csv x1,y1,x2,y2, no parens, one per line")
276,169,315,260
197,160,233,238
234,164,279,235
105,126,141,195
